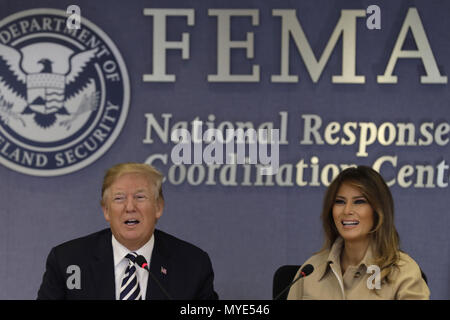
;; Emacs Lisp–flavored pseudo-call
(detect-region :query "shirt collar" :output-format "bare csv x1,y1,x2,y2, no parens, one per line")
112,234,155,267
328,237,344,267
318,237,374,280
359,242,374,267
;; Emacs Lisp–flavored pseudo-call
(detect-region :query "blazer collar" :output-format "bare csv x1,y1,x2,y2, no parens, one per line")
146,229,172,300
318,237,375,281
90,228,116,299
88,228,172,300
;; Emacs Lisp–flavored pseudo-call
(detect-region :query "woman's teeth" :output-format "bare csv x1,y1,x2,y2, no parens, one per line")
342,221,359,226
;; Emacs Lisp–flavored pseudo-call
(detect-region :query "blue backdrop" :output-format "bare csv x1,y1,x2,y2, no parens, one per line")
0,0,448,299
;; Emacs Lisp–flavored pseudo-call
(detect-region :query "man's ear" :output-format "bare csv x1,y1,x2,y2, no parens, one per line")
155,198,164,220
102,204,110,222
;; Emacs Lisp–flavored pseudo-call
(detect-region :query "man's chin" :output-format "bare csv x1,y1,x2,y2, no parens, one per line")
115,230,152,250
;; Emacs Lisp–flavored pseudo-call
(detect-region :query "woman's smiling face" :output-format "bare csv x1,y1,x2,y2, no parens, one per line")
332,182,375,243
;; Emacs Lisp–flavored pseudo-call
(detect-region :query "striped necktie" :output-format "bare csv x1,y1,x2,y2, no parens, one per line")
119,252,142,300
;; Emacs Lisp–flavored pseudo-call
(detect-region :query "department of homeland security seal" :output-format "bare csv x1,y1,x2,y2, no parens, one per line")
0,8,130,176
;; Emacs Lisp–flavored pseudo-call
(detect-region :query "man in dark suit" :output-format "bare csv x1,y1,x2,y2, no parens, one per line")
37,162,218,300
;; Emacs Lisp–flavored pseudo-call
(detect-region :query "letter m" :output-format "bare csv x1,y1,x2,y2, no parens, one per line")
272,9,366,83
224,305,236,315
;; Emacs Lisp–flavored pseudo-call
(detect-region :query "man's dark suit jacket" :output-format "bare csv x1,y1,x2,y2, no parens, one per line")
37,228,218,300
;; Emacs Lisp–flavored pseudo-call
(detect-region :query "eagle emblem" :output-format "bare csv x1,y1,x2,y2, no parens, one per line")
0,43,98,128
0,9,129,177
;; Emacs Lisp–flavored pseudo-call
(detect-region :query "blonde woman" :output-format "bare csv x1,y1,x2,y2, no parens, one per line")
288,166,430,300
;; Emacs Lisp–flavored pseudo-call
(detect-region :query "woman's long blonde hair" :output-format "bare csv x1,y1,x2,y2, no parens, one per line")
320,166,400,283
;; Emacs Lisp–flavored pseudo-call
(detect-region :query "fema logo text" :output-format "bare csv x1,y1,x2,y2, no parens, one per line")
0,9,129,176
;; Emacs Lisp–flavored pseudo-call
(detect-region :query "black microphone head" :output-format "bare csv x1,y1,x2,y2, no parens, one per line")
135,255,148,269
300,264,314,277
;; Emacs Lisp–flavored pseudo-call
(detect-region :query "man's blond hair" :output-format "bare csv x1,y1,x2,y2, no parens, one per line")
101,162,164,206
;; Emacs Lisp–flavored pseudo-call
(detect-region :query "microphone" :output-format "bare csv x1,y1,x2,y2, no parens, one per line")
135,255,173,300
274,264,314,300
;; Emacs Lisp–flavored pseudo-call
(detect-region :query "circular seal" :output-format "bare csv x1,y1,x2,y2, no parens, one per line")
0,8,130,176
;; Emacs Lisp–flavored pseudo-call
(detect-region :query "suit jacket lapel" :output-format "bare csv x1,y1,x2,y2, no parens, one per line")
90,229,116,299
146,230,171,300
85,228,171,300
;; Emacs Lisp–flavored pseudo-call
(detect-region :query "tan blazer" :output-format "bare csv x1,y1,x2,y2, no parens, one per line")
287,238,430,300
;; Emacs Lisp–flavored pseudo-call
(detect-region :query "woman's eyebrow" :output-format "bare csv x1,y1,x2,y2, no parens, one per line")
335,195,365,199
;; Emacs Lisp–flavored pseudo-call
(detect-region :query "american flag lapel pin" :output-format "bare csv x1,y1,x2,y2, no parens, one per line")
161,266,167,275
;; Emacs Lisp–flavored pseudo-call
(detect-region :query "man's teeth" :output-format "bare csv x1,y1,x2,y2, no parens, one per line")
125,220,139,225
342,221,359,226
